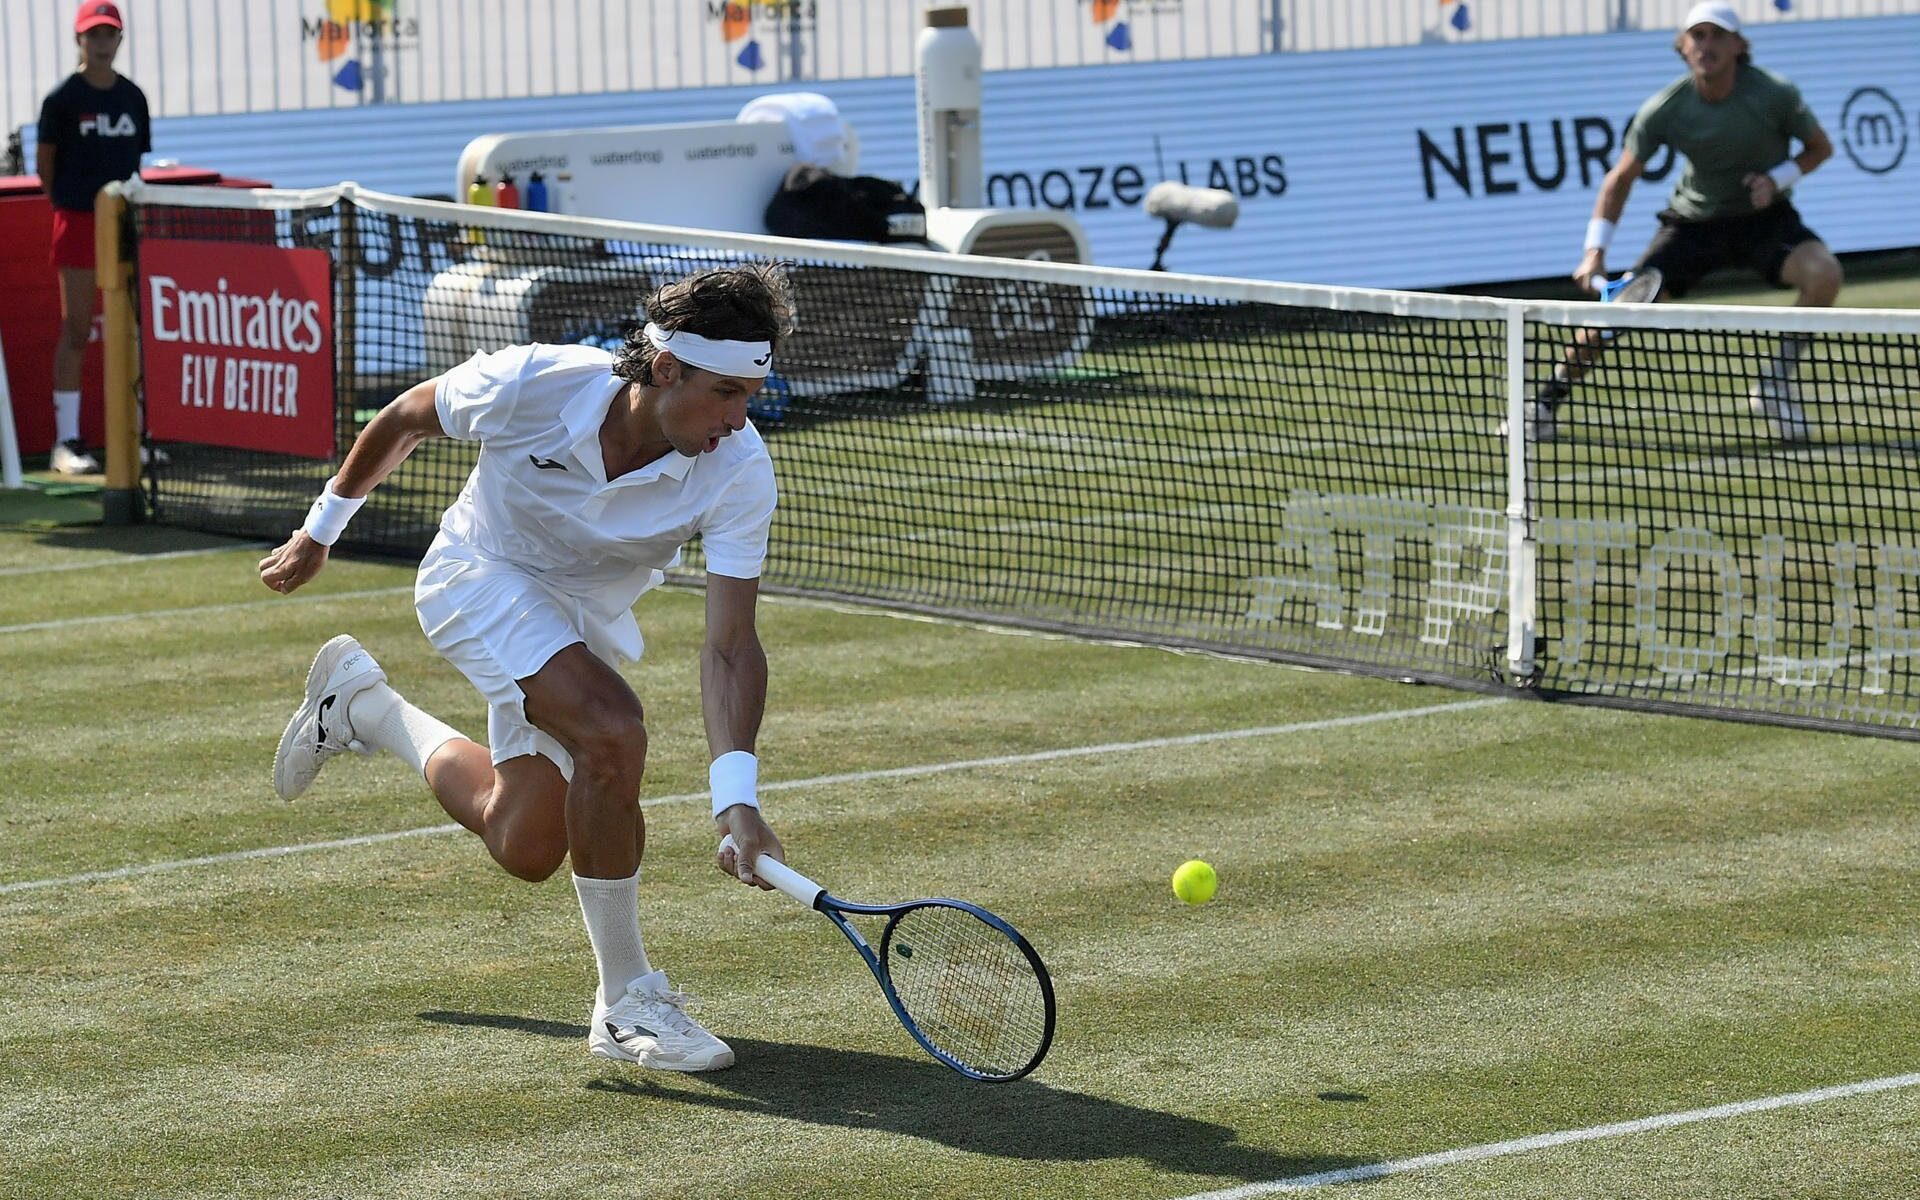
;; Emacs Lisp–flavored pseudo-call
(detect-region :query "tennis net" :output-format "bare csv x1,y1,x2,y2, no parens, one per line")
116,181,1920,739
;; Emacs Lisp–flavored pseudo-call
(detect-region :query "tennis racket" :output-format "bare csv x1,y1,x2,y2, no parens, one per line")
1588,268,1662,342
1590,267,1663,305
726,838,1057,1081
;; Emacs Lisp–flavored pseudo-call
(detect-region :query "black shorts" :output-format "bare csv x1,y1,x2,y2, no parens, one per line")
1633,200,1821,298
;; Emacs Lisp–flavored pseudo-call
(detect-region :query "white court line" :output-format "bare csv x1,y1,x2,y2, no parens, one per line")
0,542,268,577
1551,437,1920,489
0,824,466,895
0,586,413,636
0,696,1505,897
1174,1071,1920,1199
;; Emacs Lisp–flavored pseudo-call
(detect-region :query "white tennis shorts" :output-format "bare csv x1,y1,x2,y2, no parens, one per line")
414,540,639,780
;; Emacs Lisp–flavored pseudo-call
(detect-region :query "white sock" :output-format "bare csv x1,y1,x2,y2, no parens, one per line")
1764,335,1808,381
53,391,81,444
574,871,652,1010
344,681,463,776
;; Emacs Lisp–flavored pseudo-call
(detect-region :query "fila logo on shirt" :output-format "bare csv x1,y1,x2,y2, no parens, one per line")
78,113,138,137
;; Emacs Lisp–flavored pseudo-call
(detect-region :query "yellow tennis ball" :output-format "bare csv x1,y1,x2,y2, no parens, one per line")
1172,859,1217,905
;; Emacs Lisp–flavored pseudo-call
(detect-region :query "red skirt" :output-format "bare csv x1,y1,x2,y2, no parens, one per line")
50,207,96,270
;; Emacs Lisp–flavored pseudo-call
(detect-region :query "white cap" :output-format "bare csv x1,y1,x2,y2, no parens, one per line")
1681,2,1741,33
737,91,860,175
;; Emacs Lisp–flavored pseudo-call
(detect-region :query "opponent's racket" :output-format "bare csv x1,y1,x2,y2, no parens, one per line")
1591,267,1663,305
1589,267,1662,342
728,840,1057,1081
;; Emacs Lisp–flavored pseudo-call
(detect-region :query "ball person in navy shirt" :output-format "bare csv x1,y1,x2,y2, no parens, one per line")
36,1,151,474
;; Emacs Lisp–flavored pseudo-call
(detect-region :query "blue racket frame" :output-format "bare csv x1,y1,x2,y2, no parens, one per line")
818,891,1058,1082
1593,267,1663,341
741,845,1058,1082
1598,267,1663,305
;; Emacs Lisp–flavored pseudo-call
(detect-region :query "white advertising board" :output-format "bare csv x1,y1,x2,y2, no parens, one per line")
458,121,799,232
131,16,1918,290
977,16,1920,286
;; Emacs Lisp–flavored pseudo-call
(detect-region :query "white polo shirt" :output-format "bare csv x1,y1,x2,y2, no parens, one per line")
429,342,777,659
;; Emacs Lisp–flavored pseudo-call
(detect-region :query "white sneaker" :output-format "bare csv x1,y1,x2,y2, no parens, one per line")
1496,402,1558,444
1749,376,1809,442
273,635,386,801
140,444,170,467
49,439,100,475
588,970,735,1071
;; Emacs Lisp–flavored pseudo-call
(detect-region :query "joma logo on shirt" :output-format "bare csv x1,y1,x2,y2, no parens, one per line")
78,113,139,137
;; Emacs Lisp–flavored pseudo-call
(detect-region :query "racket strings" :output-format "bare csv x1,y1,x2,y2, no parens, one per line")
1614,269,1662,305
885,905,1050,1079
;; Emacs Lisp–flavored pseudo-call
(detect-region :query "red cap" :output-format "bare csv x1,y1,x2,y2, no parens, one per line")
75,1,123,33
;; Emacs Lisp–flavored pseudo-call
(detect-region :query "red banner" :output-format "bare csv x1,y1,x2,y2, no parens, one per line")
140,240,335,459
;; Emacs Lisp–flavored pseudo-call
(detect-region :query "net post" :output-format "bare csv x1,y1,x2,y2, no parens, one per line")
0,330,23,489
1503,306,1537,685
96,181,143,526
335,192,359,463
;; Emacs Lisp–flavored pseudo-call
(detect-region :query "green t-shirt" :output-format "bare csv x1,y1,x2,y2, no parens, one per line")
1624,63,1819,221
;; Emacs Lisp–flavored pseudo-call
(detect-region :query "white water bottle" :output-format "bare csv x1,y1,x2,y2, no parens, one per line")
916,6,983,209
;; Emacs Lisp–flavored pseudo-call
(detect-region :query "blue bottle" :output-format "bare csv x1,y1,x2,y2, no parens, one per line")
525,171,549,213
749,369,791,423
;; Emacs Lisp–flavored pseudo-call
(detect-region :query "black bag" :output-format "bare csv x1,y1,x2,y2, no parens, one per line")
764,164,928,244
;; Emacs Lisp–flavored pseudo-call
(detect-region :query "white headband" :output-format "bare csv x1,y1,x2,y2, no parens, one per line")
643,321,773,380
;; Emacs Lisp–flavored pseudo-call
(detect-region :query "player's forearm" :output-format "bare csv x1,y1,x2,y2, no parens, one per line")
333,422,431,497
701,637,767,756
1579,177,1634,273
35,145,55,192
1591,173,1635,224
1779,127,1834,181
331,381,443,497
1794,143,1832,174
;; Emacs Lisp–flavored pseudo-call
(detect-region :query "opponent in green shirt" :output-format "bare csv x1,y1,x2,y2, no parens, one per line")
1519,1,1843,444
1622,61,1818,223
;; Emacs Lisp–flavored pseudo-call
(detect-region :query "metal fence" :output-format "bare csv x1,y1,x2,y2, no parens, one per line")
8,0,1920,138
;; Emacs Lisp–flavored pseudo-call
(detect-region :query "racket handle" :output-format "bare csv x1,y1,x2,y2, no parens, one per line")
719,834,824,908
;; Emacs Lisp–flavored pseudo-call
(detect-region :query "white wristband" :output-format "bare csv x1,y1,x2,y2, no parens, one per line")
710,750,760,818
1584,217,1615,252
300,477,366,547
1766,160,1804,192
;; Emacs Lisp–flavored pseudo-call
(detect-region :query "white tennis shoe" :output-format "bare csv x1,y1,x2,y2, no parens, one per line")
589,970,735,1071
1749,376,1810,443
49,439,100,475
1496,401,1558,444
273,634,386,801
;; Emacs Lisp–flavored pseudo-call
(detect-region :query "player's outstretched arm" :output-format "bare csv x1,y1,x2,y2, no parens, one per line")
258,376,445,594
1575,148,1647,292
703,572,783,889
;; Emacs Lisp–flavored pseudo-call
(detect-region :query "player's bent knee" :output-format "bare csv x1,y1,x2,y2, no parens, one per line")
1786,245,1843,293
563,715,648,784
1799,246,1840,273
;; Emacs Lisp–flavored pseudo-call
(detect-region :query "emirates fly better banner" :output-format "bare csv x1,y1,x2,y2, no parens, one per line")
141,240,335,459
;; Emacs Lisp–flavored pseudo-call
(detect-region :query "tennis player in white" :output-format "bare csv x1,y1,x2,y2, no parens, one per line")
258,264,792,1072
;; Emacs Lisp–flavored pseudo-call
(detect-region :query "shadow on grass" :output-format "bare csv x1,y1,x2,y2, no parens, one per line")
3,520,255,553
421,1010,1363,1182
0,483,103,530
